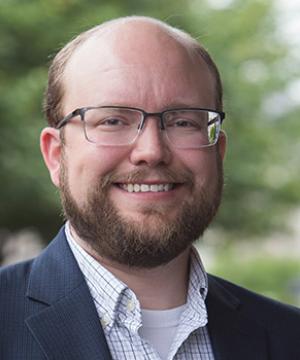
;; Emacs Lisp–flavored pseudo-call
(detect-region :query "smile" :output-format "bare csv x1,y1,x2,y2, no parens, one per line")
119,183,175,193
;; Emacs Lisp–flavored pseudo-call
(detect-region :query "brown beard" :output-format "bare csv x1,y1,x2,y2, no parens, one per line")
59,154,223,268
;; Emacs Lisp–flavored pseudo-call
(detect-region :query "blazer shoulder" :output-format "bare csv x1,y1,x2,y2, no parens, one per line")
0,227,67,298
0,259,34,294
208,273,300,328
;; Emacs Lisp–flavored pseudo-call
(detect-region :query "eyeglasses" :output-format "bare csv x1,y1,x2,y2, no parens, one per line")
56,106,225,149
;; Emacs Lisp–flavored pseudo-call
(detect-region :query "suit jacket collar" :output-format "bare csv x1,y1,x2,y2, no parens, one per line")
25,227,112,360
206,275,269,360
25,228,269,360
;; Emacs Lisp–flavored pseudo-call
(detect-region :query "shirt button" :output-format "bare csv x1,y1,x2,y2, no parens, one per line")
127,299,135,312
100,314,111,328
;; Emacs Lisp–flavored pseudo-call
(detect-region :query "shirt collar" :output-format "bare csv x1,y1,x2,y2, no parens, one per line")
65,222,208,332
65,222,129,331
189,246,208,301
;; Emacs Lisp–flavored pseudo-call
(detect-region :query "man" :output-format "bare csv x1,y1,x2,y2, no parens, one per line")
1,16,299,360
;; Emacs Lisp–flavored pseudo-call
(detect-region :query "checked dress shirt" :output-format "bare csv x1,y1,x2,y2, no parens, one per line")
65,222,215,360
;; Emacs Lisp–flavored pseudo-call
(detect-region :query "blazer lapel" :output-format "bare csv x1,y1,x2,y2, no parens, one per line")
25,228,112,360
206,275,269,360
24,229,270,360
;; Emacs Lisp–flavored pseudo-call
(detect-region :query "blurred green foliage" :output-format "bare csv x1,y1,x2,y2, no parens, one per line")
0,0,300,240
209,249,300,306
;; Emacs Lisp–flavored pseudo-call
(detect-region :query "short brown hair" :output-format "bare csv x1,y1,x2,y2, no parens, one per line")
43,16,223,127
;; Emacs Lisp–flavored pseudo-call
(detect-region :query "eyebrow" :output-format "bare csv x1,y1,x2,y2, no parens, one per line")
162,102,202,109
93,102,205,110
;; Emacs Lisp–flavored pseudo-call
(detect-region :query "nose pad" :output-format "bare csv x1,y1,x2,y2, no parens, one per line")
137,113,165,132
137,116,163,138
136,118,166,149
133,115,167,148
130,117,171,167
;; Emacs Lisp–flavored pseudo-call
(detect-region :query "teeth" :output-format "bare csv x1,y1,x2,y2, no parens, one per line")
127,184,134,193
141,184,149,192
150,184,158,192
164,184,170,191
120,183,174,193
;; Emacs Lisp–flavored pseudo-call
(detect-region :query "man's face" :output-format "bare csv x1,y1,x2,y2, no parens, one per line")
45,23,226,267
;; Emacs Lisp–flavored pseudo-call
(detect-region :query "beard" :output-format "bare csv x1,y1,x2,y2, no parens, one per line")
59,154,223,268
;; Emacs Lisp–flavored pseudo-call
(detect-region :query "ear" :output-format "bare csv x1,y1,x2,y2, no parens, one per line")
217,130,227,160
40,127,62,188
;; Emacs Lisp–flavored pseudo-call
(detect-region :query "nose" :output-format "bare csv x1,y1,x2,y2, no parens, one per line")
129,117,172,167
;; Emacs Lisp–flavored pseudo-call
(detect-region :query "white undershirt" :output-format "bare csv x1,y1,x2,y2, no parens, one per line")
139,304,186,360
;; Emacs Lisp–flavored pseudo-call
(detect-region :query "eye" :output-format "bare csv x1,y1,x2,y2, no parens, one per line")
101,117,126,126
95,116,130,128
166,117,203,130
173,119,197,128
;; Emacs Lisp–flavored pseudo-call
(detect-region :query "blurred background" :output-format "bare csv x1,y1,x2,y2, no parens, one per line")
1,0,300,305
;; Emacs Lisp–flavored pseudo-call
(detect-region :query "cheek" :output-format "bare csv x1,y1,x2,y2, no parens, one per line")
176,149,220,193
64,145,130,193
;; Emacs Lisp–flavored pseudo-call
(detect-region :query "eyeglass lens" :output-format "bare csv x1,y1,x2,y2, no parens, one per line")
82,107,221,148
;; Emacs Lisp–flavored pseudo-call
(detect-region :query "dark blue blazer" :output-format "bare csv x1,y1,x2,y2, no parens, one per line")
1,227,300,359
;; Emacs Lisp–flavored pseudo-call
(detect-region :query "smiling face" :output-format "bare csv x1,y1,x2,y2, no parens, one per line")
41,20,226,267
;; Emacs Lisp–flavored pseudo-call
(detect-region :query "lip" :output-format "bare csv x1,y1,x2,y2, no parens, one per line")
108,180,188,215
112,182,184,197
118,183,175,193
115,179,183,185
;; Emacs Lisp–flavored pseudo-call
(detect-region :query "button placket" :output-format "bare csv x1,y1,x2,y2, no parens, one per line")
100,313,112,329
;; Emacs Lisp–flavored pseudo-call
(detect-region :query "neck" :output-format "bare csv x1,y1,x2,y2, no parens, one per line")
100,248,191,310
72,230,191,310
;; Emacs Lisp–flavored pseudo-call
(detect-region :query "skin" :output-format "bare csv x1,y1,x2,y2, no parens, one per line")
40,20,226,309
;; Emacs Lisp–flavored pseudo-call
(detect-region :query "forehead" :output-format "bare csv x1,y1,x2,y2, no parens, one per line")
62,22,216,112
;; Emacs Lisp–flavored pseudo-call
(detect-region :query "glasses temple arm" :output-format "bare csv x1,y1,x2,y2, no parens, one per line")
56,109,83,129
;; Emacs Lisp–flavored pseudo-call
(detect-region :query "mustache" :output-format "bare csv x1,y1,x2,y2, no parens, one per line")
100,167,194,189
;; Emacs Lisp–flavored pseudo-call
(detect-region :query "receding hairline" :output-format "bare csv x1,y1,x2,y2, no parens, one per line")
65,16,203,54
62,16,214,72
44,16,223,127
